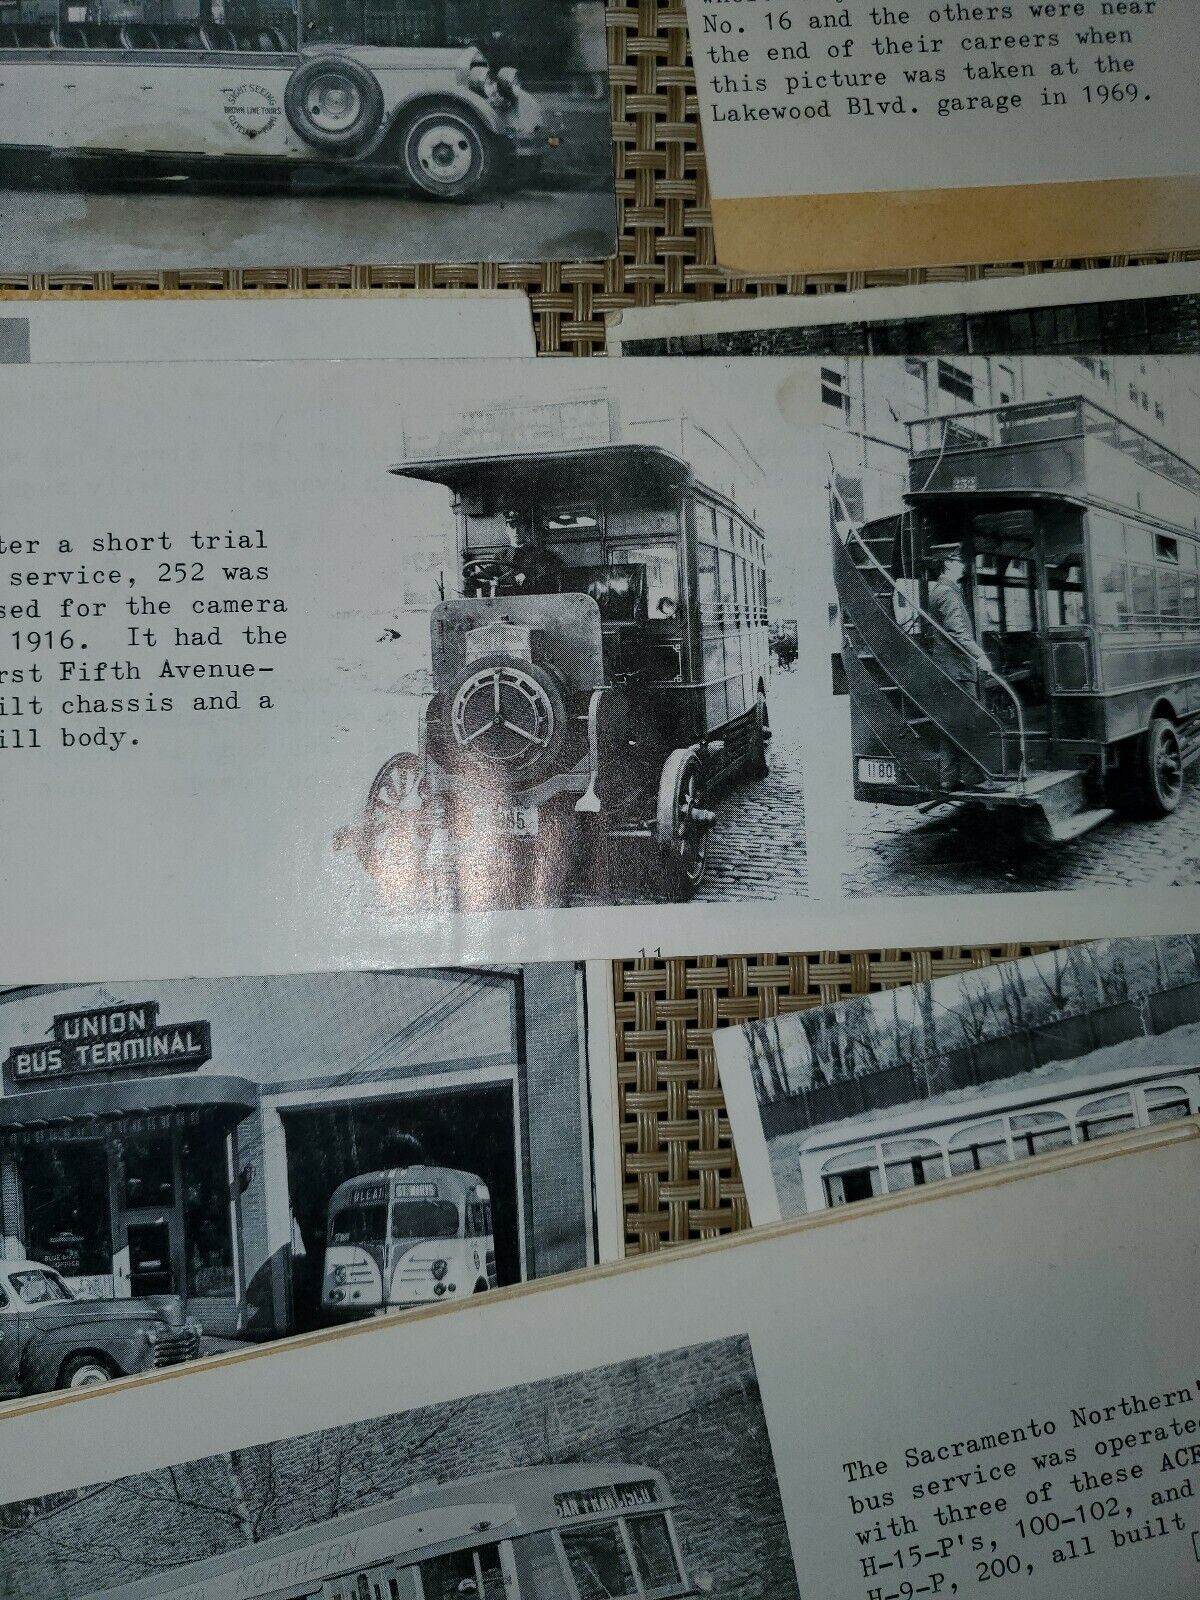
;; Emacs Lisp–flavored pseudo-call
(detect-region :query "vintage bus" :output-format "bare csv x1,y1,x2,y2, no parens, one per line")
0,0,551,200
833,395,1200,841
356,434,772,903
77,1463,697,1600
793,1062,1200,1212
321,1165,496,1318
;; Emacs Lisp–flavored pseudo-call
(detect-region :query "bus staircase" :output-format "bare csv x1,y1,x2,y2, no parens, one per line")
832,507,1115,844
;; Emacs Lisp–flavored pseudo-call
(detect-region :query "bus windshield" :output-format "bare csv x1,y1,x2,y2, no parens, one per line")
391,1199,461,1239
329,1202,386,1245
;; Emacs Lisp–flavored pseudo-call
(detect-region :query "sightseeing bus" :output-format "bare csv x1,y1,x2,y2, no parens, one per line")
833,395,1200,842
321,1165,496,1319
0,0,551,200
356,419,772,903
77,1463,696,1600
796,1063,1200,1213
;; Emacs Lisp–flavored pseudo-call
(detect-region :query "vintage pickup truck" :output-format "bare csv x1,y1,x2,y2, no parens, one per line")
0,1259,202,1397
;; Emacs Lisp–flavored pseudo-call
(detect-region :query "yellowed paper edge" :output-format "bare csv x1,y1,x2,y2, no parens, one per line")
711,175,1200,275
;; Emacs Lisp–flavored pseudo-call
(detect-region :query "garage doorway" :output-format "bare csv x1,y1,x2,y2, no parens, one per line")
280,1083,520,1331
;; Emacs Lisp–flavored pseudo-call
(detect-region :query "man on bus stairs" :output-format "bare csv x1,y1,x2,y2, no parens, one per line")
924,543,1001,796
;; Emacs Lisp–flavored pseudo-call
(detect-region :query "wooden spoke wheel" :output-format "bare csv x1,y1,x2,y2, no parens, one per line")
654,747,714,900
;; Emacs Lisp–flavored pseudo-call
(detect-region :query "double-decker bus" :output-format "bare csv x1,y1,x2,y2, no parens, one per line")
321,1165,495,1318
0,0,551,200
833,395,1200,841
77,1463,696,1600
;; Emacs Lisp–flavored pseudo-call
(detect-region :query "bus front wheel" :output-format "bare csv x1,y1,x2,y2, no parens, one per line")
1131,716,1184,819
399,103,495,200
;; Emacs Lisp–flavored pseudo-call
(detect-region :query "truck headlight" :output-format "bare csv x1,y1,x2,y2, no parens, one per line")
431,1259,448,1280
495,66,519,103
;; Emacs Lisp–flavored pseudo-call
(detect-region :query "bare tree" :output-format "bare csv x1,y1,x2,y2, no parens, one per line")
1029,948,1073,1018
994,962,1030,1036
954,971,995,1048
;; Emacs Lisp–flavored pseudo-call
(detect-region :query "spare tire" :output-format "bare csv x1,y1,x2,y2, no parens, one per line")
284,56,385,154
446,653,567,787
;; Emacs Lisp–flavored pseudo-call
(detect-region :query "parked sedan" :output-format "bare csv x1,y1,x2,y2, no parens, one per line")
0,1260,201,1397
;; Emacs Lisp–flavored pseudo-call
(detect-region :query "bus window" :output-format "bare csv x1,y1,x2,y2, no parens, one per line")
1046,558,1086,627
626,1515,683,1594
820,1145,881,1206
718,549,739,616
881,1137,945,1192
1181,545,1199,619
330,1202,386,1245
1129,563,1157,622
947,1119,1010,1176
559,1524,638,1600
391,1198,460,1240
1143,1084,1194,1124
1076,1092,1136,1142
1096,558,1129,626
696,543,718,611
420,1550,477,1600
611,543,678,619
1156,557,1182,620
1009,1110,1072,1157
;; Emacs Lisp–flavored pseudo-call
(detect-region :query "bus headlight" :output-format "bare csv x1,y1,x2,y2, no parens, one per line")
328,1289,345,1303
431,1259,448,1280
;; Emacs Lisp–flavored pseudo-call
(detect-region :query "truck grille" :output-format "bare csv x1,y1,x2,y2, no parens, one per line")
152,1326,201,1368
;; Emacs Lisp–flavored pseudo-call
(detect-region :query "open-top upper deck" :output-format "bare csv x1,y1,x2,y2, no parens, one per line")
906,396,1200,534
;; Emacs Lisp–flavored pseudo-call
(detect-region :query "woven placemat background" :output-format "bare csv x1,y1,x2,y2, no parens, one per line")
613,946,1073,1253
0,10,1182,1258
1,0,1196,335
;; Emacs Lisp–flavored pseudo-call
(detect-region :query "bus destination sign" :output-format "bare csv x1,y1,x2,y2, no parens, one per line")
3,1001,212,1091
555,1481,660,1520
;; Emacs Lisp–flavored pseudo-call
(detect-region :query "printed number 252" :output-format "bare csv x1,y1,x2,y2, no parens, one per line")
158,562,205,582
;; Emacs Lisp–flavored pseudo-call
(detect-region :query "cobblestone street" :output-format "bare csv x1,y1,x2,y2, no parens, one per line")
843,728,1200,898
696,671,808,904
577,668,809,906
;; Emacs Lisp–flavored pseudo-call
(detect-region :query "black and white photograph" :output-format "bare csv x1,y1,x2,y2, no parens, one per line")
6,354,1200,987
716,934,1200,1224
0,1335,801,1600
821,351,1200,896
606,262,1200,361
0,964,614,1401
342,389,800,912
0,0,615,272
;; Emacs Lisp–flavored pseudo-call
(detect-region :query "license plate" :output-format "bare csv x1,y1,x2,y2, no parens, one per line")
858,758,897,785
476,804,539,838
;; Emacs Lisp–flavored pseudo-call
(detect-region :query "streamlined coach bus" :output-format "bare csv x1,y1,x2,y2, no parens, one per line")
78,1463,697,1600
834,395,1200,842
0,0,552,200
321,1165,496,1318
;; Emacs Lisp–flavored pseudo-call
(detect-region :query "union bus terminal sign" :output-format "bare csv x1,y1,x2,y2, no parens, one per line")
2,1001,212,1093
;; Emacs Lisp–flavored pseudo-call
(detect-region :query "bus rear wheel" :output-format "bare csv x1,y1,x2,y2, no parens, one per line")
746,690,770,780
654,747,713,900
1132,716,1184,819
